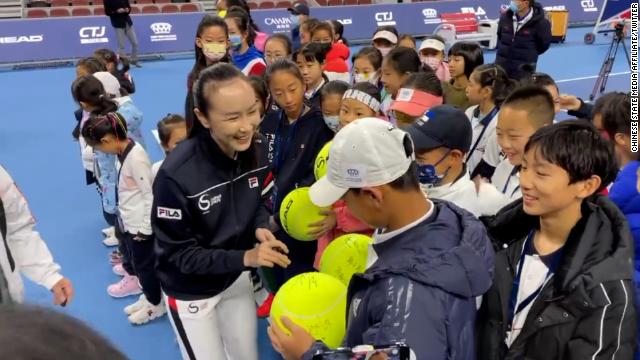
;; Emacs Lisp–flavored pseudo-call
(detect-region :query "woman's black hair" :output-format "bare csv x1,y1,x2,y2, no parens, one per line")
248,75,269,116
81,112,129,147
352,46,383,71
384,47,421,75
448,41,484,78
310,21,334,41
265,59,305,87
520,67,559,93
401,70,443,97
76,57,107,74
524,120,618,192
226,6,257,47
593,92,632,139
265,33,293,56
471,64,516,106
71,75,118,116
225,0,260,32
157,114,186,147
351,81,382,103
399,34,416,47
191,63,260,167
296,41,330,64
320,80,350,102
188,15,230,90
330,20,347,46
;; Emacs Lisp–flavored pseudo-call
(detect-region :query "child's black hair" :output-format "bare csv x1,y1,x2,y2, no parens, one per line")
248,75,269,116
265,59,305,87
520,67,559,93
310,21,334,41
593,92,632,139
93,48,135,95
188,15,230,90
296,41,330,65
225,0,261,32
320,80,350,102
226,6,257,46
472,64,516,107
401,71,443,97
502,85,555,128
157,114,186,147
71,75,118,116
352,46,383,71
81,112,129,147
399,34,416,47
330,20,347,46
448,41,484,78
351,82,382,103
265,33,293,56
300,18,322,35
524,120,618,192
76,57,107,74
384,47,421,75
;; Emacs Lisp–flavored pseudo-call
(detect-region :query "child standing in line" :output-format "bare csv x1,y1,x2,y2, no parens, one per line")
338,82,383,128
226,6,267,76
295,42,330,109
371,26,398,57
352,47,383,88
418,36,450,82
264,34,293,66
388,71,444,129
82,112,165,325
152,114,187,180
94,48,135,95
398,34,416,50
442,42,484,110
380,47,421,124
319,80,349,132
309,21,350,83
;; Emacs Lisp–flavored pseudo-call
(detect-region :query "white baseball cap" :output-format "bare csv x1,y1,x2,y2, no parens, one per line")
372,30,398,45
419,38,445,52
93,71,122,98
309,118,414,207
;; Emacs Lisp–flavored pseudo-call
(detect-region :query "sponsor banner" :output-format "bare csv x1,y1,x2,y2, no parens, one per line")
1,0,603,64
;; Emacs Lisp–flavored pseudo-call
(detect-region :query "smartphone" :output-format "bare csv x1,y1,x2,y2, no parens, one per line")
311,343,411,360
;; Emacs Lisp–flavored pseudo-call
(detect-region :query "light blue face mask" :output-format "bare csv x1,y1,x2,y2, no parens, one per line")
323,115,340,132
229,35,242,51
290,15,300,26
508,1,519,13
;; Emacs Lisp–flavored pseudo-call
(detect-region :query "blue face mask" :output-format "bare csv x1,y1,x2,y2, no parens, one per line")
417,150,451,188
229,35,242,51
290,15,300,26
508,1,519,13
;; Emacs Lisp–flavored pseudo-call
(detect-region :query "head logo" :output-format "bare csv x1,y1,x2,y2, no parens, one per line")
0,35,43,44
264,17,292,30
337,18,352,25
150,22,177,42
79,26,108,44
375,12,396,26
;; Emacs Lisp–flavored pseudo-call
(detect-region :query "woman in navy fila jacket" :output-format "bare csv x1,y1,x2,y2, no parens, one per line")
152,64,290,360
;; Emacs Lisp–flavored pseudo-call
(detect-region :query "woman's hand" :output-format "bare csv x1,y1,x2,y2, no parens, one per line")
244,240,290,269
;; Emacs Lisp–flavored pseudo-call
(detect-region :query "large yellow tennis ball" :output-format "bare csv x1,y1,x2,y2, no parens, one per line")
270,272,347,348
320,233,373,286
314,141,332,180
279,187,328,241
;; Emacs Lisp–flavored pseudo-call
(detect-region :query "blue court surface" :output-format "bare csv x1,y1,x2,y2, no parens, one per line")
0,26,632,360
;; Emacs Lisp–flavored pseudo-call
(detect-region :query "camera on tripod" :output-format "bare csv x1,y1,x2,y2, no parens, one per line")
614,21,626,39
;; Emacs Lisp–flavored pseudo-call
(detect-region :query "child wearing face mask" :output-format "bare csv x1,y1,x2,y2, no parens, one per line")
352,47,383,89
225,6,266,76
418,36,450,82
371,26,398,58
310,21,350,83
319,80,349,133
406,105,481,217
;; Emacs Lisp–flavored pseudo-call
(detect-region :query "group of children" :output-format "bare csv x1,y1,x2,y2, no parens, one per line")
66,3,639,359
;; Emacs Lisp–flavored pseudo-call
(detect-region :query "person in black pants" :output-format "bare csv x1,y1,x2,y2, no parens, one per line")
104,0,141,67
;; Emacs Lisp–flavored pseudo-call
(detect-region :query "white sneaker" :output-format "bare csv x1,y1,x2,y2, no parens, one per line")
102,226,115,237
128,298,166,325
103,234,119,247
124,294,147,315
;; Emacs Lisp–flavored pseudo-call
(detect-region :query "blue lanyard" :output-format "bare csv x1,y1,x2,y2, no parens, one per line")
467,107,499,162
501,166,520,196
272,109,300,174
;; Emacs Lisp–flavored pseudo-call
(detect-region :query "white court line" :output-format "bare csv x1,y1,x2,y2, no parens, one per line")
556,71,631,83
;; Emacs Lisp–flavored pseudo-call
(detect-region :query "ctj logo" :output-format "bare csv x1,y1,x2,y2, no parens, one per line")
79,26,108,44
580,0,598,12
375,12,396,26
0,35,43,44
150,22,177,42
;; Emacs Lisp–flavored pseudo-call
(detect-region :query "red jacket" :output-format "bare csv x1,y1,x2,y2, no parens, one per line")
324,43,350,74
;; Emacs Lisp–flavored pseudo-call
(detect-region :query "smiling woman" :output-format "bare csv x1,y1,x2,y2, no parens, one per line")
152,63,291,360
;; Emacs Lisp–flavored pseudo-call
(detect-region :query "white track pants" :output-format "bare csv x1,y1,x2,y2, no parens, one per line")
165,272,258,360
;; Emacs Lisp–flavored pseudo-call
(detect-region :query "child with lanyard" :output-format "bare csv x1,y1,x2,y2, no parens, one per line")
477,120,635,359
153,64,290,359
474,86,554,216
295,42,330,110
226,6,266,76
465,64,516,177
82,112,165,325
185,15,231,136
261,59,334,286
380,47,421,125
442,42,484,111
388,71,443,129
352,46,383,88
309,83,382,268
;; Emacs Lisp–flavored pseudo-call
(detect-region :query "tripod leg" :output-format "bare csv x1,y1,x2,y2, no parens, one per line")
621,39,631,67
591,40,617,100
600,40,621,93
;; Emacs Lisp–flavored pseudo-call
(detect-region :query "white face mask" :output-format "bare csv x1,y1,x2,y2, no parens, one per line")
420,55,442,71
323,115,340,132
377,47,392,57
353,72,380,85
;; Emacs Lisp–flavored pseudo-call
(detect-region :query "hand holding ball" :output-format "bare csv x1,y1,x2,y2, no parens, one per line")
320,234,373,285
279,187,329,241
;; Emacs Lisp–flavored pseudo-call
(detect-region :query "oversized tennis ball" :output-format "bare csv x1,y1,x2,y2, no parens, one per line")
270,272,347,348
279,187,328,241
320,233,373,286
314,141,332,180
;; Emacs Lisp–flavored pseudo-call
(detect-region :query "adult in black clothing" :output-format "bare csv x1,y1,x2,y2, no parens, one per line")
495,0,551,80
103,0,140,67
